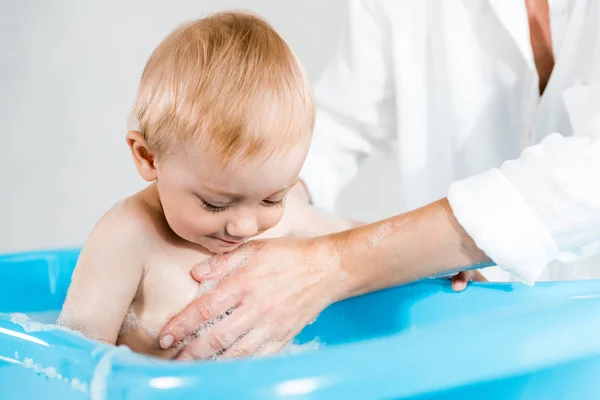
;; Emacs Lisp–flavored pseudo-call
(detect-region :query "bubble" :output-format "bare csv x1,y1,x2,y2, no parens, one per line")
10,313,58,333
23,357,35,368
22,357,70,386
71,378,88,393
209,243,256,274
174,308,234,352
53,314,102,342
282,338,321,355
222,332,236,346
43,367,58,379
195,279,219,298
118,307,159,340
368,222,391,248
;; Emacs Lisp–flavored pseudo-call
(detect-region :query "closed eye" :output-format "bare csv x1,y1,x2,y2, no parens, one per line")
201,200,230,213
262,198,284,208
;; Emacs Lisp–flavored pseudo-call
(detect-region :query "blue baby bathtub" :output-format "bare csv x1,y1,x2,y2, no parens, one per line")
2,249,600,399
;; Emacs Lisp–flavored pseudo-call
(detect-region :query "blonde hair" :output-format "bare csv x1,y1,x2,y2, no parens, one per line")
130,11,315,163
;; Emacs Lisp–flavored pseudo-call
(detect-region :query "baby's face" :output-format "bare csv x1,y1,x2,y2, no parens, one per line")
155,141,309,253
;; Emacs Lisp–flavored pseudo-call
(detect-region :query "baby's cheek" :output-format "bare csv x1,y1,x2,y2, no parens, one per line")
191,212,223,236
164,203,216,239
262,206,285,230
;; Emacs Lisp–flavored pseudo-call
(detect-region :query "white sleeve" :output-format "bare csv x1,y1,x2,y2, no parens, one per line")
448,131,600,285
300,0,395,212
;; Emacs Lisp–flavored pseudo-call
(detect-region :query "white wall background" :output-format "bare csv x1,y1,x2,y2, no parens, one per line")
0,0,405,253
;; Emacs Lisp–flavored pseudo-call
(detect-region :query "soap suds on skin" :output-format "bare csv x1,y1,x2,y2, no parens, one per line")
368,222,391,248
367,217,413,249
119,307,160,340
174,307,236,352
206,243,256,276
119,277,222,341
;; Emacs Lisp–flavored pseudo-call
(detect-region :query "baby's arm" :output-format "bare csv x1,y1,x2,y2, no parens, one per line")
57,204,145,344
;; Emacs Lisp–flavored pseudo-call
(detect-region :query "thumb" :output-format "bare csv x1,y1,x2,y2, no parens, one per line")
192,241,261,281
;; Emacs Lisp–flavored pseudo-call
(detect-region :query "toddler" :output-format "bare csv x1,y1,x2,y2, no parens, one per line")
57,11,315,359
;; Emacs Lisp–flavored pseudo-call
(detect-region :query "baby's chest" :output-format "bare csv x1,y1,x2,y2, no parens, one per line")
132,248,212,329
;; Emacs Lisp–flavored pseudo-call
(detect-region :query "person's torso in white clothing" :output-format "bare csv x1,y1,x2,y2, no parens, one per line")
303,0,600,281
374,0,597,209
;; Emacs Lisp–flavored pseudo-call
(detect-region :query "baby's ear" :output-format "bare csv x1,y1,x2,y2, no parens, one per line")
126,130,157,182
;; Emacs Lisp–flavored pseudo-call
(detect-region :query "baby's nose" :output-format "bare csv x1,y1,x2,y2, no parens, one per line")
225,216,259,239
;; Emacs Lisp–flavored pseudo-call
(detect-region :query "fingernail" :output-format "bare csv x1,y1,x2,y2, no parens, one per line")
160,334,174,349
194,263,212,277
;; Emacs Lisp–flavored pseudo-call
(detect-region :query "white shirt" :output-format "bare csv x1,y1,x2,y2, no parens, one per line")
299,0,600,282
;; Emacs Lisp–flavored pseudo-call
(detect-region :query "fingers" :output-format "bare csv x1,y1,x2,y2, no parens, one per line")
192,242,261,281
451,270,488,292
159,286,243,349
176,305,259,360
253,340,287,358
219,326,271,360
451,271,469,292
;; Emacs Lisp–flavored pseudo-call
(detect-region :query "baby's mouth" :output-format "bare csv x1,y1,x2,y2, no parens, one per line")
209,236,244,246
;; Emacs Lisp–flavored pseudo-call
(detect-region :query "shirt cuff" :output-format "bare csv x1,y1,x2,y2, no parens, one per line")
447,168,559,285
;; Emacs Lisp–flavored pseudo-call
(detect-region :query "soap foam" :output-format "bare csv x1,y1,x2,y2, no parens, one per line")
44,367,58,379
22,357,83,391
10,313,60,333
368,222,391,248
10,312,89,341
71,379,88,392
174,306,236,352
281,338,321,355
119,307,159,340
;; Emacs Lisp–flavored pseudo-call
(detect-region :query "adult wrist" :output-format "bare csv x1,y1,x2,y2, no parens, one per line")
322,228,367,303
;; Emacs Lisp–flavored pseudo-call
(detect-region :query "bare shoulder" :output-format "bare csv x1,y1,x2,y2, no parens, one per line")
88,185,165,253
57,185,166,342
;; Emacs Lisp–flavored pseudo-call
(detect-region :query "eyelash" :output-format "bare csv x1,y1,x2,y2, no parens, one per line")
200,198,284,213
201,201,229,213
262,198,285,208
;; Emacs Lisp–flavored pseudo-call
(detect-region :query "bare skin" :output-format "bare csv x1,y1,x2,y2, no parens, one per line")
57,185,218,358
57,131,342,358
160,0,556,360
525,0,555,95
160,199,490,359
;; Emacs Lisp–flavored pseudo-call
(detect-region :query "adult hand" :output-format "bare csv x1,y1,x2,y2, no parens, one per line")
159,236,346,360
159,199,490,360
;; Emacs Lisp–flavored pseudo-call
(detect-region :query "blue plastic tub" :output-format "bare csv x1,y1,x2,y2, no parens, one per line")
2,249,600,399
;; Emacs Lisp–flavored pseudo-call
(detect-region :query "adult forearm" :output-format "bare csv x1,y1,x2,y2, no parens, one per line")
329,198,491,301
